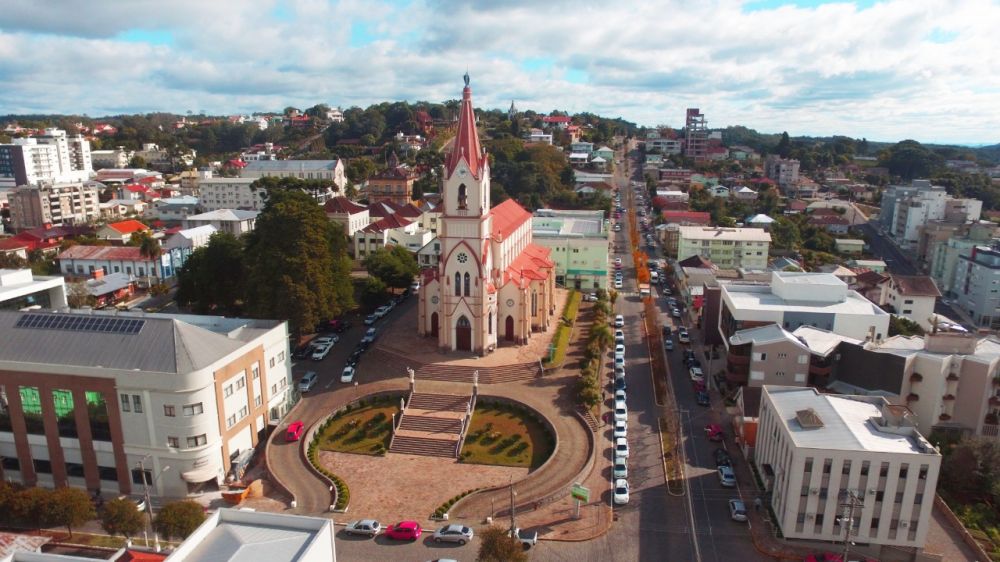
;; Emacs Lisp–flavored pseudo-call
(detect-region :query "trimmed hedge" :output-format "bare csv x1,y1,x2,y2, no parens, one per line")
432,488,480,519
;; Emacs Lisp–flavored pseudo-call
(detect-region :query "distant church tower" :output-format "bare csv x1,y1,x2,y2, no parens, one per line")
508,100,518,121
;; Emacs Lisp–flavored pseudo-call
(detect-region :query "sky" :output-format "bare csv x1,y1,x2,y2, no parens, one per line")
0,0,998,145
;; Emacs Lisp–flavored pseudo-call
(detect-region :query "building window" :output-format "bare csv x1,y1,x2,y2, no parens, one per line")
236,378,246,390
132,395,143,413
187,434,207,447
455,272,461,296
279,351,285,362
252,364,260,379
121,393,131,412
226,415,236,428
183,403,203,416
239,406,248,419
464,272,471,296
271,384,278,394
804,458,813,473
255,396,262,407
163,405,175,417
167,436,179,448
270,357,275,368
224,385,234,398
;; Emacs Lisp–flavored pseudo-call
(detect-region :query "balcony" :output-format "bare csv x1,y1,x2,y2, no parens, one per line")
809,363,833,377
906,393,919,403
990,396,1000,407
943,394,956,401
947,373,959,382
910,373,923,383
939,413,952,422
727,352,750,366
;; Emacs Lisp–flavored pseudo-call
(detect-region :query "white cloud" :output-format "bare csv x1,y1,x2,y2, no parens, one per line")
0,0,997,143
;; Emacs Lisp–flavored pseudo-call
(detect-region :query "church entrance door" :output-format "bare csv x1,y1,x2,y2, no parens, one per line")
430,312,439,337
505,315,515,341
456,316,472,351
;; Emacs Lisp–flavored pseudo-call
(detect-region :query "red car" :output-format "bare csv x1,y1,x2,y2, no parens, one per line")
286,421,304,442
385,520,422,541
705,423,724,442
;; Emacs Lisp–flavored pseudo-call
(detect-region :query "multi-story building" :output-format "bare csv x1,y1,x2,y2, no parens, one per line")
366,153,419,206
885,275,940,331
0,309,293,498
952,243,1000,328
57,245,172,283
8,183,101,231
352,214,433,258
756,386,941,557
323,196,370,237
727,324,861,387
240,159,346,193
683,108,708,162
183,209,259,237
676,226,771,270
928,221,997,297
196,177,260,211
718,272,890,347
0,129,93,190
879,180,982,250
0,268,67,311
89,146,131,169
764,155,800,189
163,225,217,273
532,209,609,290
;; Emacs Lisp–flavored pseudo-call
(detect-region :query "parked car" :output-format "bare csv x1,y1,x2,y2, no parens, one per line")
689,366,704,383
705,424,724,442
312,336,337,347
729,499,748,522
696,391,710,407
292,343,313,360
286,421,304,442
615,437,630,458
364,314,378,326
613,419,627,439
614,377,627,391
613,401,628,423
341,365,356,383
361,328,377,345
329,319,351,333
311,344,332,361
385,520,422,541
344,519,381,537
614,279,623,289
615,330,625,345
613,456,628,479
678,329,690,344
614,344,626,360
664,339,674,351
615,315,624,328
510,528,537,550
671,308,681,318
432,524,474,545
584,293,599,302
298,371,319,392
613,479,630,505
614,356,625,370
614,388,626,402
714,448,733,467
374,305,391,318
718,466,736,487
662,326,672,338
683,349,697,365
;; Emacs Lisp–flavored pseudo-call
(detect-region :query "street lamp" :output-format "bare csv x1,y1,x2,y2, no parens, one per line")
137,454,171,552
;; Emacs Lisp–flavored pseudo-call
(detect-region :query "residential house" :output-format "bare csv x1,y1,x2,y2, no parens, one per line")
570,142,594,156
756,386,940,558
144,196,200,222
416,238,441,269
7,224,92,254
0,268,67,311
727,324,815,387
732,186,757,201
0,309,292,498
99,199,147,220
183,209,259,237
834,238,865,255
94,220,150,245
323,197,370,237
542,115,572,129
353,214,432,258
885,275,941,331
848,259,888,273
853,269,891,305
646,138,683,154
784,200,809,215
163,225,217,273
745,214,775,230
707,185,731,198
593,146,614,161
57,245,170,283
807,214,850,235
85,270,135,308
0,239,30,261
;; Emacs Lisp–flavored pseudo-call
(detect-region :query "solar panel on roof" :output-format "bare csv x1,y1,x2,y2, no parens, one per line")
14,313,145,335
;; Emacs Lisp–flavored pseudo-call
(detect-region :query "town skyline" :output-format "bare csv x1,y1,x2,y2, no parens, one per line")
1,0,998,145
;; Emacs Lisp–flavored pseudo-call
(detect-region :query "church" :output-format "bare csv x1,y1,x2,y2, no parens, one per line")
418,75,556,355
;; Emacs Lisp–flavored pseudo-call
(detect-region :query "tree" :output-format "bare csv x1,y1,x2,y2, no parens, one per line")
769,217,801,250
477,526,528,562
12,487,55,530
360,276,389,309
0,482,20,526
100,497,146,538
176,232,246,314
0,253,27,269
364,246,419,291
345,157,378,185
67,281,96,308
878,140,943,180
128,154,147,168
774,132,791,158
50,487,95,537
244,190,350,337
153,500,205,540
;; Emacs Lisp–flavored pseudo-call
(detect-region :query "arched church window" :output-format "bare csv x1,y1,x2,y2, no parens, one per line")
458,184,468,210
455,272,461,296
488,311,493,334
531,291,538,316
464,272,471,296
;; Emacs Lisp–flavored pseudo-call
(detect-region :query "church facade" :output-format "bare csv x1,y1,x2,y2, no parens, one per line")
417,76,555,355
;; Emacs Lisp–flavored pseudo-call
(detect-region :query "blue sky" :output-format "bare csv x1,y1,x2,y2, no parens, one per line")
0,0,996,144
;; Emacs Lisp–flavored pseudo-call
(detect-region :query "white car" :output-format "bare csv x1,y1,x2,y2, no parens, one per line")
614,344,626,360
310,344,332,361
718,465,736,487
373,305,390,318
615,315,625,328
615,330,625,344
298,371,319,392
613,419,627,439
689,366,705,382
613,479,630,505
614,356,625,370
613,400,628,422
613,457,628,479
729,499,748,522
614,366,626,380
664,339,674,351
614,279,623,289
671,308,681,318
312,336,337,347
615,437,630,458
341,365,356,383
614,389,626,402
614,257,622,265
677,330,690,344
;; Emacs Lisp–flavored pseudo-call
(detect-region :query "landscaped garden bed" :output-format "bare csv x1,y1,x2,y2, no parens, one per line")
314,399,400,455
459,402,554,469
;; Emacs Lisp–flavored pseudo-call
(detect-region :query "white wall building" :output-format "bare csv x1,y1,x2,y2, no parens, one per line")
0,129,93,190
240,159,346,193
677,226,771,270
879,180,983,250
0,269,67,311
0,310,294,498
183,209,259,237
197,177,261,211
756,386,941,557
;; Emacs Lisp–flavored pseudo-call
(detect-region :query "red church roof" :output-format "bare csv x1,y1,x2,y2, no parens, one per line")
445,77,485,180
489,199,532,241
503,243,554,287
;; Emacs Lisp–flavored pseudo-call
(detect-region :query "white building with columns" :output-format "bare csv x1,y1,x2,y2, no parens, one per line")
417,75,555,355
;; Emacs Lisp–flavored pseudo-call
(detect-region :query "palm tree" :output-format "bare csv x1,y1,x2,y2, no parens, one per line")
137,233,162,289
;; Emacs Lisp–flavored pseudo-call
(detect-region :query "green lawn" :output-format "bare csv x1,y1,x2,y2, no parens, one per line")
316,404,399,455
544,290,581,368
460,404,554,469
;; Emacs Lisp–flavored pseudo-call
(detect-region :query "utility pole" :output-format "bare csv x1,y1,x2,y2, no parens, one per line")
839,489,864,561
508,477,517,533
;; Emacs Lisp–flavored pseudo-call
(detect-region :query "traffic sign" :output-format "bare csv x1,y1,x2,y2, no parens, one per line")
571,483,590,502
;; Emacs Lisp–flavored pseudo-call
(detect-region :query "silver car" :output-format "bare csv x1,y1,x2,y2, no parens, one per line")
344,519,381,537
432,524,474,545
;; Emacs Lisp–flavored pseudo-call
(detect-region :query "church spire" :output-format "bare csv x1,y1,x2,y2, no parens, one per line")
446,73,484,179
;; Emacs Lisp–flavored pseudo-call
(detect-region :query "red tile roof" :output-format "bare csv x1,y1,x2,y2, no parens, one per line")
445,81,485,180
542,115,572,123
503,243,553,287
891,275,941,297
361,214,412,233
323,196,367,215
808,215,850,226
489,199,532,241
367,201,405,219
121,551,168,562
0,238,30,252
125,184,148,193
57,245,152,262
395,203,424,219
661,211,711,225
107,220,150,234
678,255,716,269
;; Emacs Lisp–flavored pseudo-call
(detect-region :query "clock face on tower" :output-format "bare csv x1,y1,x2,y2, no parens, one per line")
431,296,439,304
506,299,515,307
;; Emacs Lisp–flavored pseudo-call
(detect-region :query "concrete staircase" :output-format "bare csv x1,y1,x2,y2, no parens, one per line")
414,362,540,384
389,392,471,458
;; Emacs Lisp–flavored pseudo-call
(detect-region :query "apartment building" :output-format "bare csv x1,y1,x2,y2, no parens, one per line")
0,309,293,498
646,138,683,154
0,129,93,190
676,226,771,270
240,159,346,193
717,272,890,346
8,183,101,231
196,177,260,211
952,243,1000,328
183,209,259,237
879,180,982,250
366,153,419,206
764,155,800,189
885,275,940,331
684,108,708,162
928,221,997,297
756,386,941,558
89,146,130,169
532,209,609,290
